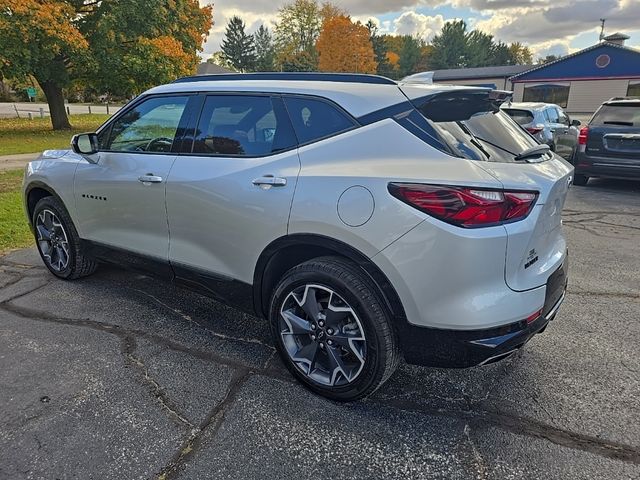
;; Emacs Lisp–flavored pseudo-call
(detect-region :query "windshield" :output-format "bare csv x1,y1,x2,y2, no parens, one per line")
414,92,540,162
591,104,640,126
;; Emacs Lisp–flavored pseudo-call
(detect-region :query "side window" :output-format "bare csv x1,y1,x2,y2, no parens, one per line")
103,96,189,152
283,96,356,145
556,108,570,125
545,107,559,123
193,95,295,156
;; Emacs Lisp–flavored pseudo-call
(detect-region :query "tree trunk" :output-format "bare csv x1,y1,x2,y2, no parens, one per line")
39,80,71,130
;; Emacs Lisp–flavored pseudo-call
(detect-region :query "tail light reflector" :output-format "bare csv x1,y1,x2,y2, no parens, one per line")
578,126,589,145
526,126,543,134
388,183,538,228
526,308,543,324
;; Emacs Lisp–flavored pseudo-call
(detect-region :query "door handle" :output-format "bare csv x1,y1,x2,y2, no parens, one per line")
252,176,287,188
138,174,163,184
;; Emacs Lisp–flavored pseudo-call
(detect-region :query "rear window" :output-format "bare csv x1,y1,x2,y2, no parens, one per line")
413,91,539,162
591,104,640,127
502,109,534,125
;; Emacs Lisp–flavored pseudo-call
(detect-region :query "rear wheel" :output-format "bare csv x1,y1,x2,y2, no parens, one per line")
573,174,589,186
269,256,399,401
32,196,97,279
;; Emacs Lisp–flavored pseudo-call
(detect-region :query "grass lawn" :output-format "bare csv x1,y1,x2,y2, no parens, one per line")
0,169,32,254
0,114,111,156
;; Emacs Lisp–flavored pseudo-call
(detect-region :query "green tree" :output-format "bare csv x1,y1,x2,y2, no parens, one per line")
465,30,495,67
254,25,276,72
398,36,423,78
508,42,533,64
221,16,257,72
0,0,212,130
366,20,393,78
429,20,468,69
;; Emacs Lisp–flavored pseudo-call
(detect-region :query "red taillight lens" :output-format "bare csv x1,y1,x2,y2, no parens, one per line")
578,126,589,145
526,308,543,324
526,126,543,134
388,183,538,228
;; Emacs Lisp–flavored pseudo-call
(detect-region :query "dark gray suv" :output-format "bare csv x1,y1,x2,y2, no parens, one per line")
572,97,640,186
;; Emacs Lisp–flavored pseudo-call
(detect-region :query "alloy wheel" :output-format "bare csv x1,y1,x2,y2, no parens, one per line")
36,209,70,272
279,284,366,387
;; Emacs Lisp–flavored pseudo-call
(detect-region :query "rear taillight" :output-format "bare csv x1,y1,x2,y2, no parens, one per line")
526,126,543,135
578,126,589,145
388,183,538,228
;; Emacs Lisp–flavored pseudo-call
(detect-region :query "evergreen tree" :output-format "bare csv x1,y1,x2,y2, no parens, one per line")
429,20,468,69
221,16,256,72
254,25,275,71
398,36,422,78
366,20,393,78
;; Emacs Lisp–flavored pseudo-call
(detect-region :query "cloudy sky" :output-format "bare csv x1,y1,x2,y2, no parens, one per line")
198,0,640,62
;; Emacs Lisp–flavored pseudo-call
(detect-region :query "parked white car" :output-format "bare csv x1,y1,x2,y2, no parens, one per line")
23,73,572,400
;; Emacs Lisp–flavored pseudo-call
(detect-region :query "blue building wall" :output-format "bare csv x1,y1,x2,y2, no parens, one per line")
512,44,640,82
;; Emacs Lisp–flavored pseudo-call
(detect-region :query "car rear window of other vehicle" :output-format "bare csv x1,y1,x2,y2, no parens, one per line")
413,91,539,163
591,104,640,126
283,96,356,145
502,109,534,125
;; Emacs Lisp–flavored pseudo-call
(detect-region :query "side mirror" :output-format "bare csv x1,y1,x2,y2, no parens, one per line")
571,119,581,127
71,133,99,155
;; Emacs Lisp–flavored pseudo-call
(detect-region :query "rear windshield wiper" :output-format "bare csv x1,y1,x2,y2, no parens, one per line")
514,144,550,161
603,121,634,126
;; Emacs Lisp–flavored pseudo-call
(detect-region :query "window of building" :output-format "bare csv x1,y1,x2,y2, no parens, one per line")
627,81,640,98
283,96,356,145
522,83,570,108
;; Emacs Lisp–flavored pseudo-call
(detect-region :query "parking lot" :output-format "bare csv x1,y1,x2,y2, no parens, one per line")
0,179,638,479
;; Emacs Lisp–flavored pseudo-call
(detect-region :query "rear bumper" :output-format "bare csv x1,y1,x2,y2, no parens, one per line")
574,152,640,180
396,258,568,368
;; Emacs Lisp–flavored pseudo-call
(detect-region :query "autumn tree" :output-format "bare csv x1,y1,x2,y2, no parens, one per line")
0,0,212,130
273,0,343,71
316,16,376,73
508,43,534,64
221,16,256,72
254,25,275,71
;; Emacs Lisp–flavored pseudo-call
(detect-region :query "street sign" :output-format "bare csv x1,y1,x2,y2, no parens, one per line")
26,87,37,100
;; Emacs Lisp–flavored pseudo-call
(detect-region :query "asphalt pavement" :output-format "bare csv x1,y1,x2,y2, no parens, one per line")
0,179,638,479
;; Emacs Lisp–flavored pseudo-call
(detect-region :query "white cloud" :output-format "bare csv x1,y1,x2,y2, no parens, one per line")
393,12,445,40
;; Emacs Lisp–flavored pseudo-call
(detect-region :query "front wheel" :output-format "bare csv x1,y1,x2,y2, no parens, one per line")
32,196,97,279
269,256,399,401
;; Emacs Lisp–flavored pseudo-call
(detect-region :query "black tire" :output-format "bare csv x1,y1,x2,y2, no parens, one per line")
573,173,589,186
32,196,97,279
269,256,400,401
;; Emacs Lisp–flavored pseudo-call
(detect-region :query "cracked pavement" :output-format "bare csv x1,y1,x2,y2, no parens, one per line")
1,178,639,479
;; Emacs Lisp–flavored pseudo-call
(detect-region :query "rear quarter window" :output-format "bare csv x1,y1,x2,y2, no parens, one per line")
283,96,356,145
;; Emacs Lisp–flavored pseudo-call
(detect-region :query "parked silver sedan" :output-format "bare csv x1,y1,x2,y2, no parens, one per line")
501,102,581,160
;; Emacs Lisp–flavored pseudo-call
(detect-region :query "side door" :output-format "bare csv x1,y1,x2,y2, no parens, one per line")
74,94,194,272
556,107,578,159
165,93,300,292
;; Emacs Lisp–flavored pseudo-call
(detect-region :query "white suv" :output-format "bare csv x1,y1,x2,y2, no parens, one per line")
23,73,571,400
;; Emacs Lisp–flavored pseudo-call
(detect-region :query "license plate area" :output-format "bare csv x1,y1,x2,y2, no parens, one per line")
543,255,568,317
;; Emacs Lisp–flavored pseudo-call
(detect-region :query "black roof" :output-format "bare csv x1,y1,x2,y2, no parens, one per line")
173,72,397,85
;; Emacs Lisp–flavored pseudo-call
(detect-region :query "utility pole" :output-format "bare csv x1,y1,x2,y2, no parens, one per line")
599,18,606,41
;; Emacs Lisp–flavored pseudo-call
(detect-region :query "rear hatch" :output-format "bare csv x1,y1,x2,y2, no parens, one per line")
585,102,640,161
400,86,573,291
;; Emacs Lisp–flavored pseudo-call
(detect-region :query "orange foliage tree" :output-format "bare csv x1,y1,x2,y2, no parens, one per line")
0,0,212,130
316,16,377,74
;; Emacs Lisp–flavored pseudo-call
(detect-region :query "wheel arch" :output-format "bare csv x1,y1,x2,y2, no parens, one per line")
253,234,407,324
24,181,65,231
